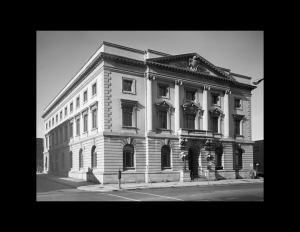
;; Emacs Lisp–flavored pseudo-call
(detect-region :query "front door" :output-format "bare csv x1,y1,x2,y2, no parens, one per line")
188,148,193,174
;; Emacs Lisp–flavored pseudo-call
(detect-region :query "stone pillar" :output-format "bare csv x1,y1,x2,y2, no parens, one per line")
147,74,155,133
224,89,231,137
167,108,171,130
203,86,210,130
175,80,182,133
195,111,200,130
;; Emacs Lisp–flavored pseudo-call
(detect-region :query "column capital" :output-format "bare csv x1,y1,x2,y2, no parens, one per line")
225,89,231,94
145,73,155,80
175,80,182,85
203,86,210,91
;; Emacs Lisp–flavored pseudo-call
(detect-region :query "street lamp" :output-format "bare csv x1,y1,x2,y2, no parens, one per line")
204,139,214,170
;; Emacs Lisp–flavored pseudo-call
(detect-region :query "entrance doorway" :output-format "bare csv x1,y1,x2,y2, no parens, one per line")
188,147,199,176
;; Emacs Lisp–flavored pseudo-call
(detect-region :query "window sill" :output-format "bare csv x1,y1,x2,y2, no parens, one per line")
123,168,135,171
91,127,98,131
91,93,97,99
122,90,135,95
162,167,172,170
158,96,169,100
76,106,80,110
122,126,137,129
156,128,171,131
215,166,223,170
211,103,220,107
83,100,88,105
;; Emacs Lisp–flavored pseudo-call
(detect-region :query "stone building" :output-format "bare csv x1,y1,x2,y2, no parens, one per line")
36,138,44,171
42,41,257,183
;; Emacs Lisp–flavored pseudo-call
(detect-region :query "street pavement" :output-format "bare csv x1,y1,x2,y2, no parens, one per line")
36,173,263,193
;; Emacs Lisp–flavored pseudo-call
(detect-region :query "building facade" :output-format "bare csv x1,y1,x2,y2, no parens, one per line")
36,138,44,172
42,41,256,184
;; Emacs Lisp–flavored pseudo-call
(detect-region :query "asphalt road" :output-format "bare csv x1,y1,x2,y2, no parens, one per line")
36,177,264,201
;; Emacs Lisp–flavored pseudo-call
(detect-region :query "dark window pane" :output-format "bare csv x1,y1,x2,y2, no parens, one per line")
123,80,132,91
159,111,167,128
212,117,218,133
92,83,97,95
123,107,132,126
186,91,195,101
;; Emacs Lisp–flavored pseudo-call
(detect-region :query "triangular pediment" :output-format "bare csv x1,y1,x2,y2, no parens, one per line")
146,53,234,80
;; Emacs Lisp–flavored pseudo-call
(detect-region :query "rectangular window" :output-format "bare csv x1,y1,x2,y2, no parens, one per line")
235,99,241,108
123,80,132,92
212,95,219,104
186,91,195,101
235,120,240,135
46,137,48,147
70,102,73,113
46,123,47,130
70,122,73,138
76,119,80,135
76,97,80,108
186,114,195,129
159,111,167,129
52,118,54,125
65,107,67,116
92,83,97,96
60,111,62,120
123,107,133,126
212,117,218,133
92,109,97,128
84,91,87,102
49,121,51,128
56,115,58,123
159,86,167,97
84,114,88,132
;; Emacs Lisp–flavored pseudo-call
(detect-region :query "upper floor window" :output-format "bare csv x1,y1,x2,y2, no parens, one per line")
158,111,167,129
76,97,80,108
123,107,133,126
56,115,58,123
157,83,169,99
235,98,242,110
212,117,218,133
122,77,136,94
70,122,73,138
186,91,195,101
76,118,80,135
123,80,132,92
46,123,48,130
70,102,73,113
79,148,83,169
185,114,195,129
92,83,97,96
92,109,97,129
121,99,137,128
83,114,88,132
234,119,240,135
65,107,67,117
49,121,51,128
60,111,62,120
84,91,87,103
211,93,220,106
52,118,54,125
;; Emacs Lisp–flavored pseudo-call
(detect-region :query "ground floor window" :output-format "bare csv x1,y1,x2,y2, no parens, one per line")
161,145,170,168
91,145,97,168
70,151,73,169
79,149,83,169
123,144,134,168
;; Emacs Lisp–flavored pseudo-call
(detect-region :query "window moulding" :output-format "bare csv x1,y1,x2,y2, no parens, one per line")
122,76,136,95
157,82,170,100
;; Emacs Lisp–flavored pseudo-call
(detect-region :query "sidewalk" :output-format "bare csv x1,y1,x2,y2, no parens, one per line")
37,173,263,193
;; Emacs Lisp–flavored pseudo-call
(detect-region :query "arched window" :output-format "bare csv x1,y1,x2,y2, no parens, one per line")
91,145,97,168
62,153,64,170
123,144,134,169
70,151,73,169
235,149,243,167
215,147,223,170
161,145,170,168
79,148,83,169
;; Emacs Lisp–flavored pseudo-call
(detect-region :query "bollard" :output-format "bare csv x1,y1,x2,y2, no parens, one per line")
118,169,121,189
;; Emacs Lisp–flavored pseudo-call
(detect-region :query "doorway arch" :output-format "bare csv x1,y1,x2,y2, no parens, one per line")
188,146,199,176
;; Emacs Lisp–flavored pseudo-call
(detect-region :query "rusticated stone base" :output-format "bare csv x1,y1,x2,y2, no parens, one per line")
180,170,191,182
215,169,253,180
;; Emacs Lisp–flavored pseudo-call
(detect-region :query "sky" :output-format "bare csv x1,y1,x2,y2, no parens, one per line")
37,31,263,141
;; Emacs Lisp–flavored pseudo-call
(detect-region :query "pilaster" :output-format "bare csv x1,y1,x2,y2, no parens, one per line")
174,80,182,133
224,89,231,138
146,74,155,133
202,86,210,130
